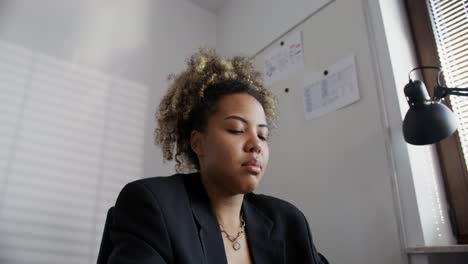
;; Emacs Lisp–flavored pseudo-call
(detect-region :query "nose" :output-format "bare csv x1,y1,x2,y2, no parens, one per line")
245,135,262,154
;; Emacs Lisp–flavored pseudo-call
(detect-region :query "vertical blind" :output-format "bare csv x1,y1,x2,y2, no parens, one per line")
428,0,468,167
0,40,148,264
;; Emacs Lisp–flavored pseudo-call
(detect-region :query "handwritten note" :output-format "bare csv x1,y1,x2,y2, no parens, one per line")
263,31,305,86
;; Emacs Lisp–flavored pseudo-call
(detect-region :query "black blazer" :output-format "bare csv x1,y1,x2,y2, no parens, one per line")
108,173,328,264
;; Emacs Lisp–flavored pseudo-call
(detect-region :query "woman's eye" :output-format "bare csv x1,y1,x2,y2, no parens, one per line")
228,129,243,134
258,135,268,141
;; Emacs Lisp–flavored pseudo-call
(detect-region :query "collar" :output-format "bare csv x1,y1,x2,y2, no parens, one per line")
184,173,284,264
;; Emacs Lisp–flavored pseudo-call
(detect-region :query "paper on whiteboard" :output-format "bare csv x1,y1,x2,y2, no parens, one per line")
302,54,360,120
263,31,305,86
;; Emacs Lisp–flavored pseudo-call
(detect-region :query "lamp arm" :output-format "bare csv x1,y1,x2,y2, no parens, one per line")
434,86,468,99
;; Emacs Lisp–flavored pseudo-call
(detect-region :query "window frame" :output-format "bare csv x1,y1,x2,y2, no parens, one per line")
404,0,468,244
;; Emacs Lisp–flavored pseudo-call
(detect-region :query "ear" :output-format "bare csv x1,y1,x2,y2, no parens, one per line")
190,130,204,157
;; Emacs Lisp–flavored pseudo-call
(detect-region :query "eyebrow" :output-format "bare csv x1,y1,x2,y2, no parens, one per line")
224,115,269,129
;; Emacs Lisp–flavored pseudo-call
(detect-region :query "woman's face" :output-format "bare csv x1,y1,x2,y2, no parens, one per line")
193,93,270,195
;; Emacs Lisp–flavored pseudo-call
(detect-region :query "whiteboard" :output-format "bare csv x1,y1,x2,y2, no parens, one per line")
253,1,404,263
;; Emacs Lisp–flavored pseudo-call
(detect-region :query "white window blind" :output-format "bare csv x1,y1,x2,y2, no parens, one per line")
0,40,148,264
428,0,468,167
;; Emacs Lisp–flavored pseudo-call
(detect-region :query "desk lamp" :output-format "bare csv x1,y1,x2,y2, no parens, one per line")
403,66,468,145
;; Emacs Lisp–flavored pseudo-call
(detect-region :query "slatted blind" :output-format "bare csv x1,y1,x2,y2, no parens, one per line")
428,0,468,167
0,40,147,264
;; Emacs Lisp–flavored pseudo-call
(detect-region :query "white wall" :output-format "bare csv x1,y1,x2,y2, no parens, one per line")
217,0,405,263
0,0,217,178
0,0,216,263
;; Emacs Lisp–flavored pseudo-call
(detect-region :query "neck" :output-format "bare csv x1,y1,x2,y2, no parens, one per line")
199,171,244,230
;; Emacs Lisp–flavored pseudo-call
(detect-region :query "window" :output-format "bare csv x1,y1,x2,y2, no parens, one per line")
405,0,468,243
430,0,468,164
0,40,148,263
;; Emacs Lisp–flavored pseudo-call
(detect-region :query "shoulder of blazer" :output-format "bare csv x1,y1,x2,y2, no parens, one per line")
133,174,186,190
122,173,190,205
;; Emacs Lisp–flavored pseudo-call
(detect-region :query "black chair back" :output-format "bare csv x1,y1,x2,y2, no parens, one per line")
97,207,114,264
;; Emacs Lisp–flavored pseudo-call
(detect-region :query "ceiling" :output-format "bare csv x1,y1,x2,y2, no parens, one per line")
186,0,228,13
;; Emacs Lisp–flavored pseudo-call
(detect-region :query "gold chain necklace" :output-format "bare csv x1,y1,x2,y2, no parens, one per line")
219,213,245,251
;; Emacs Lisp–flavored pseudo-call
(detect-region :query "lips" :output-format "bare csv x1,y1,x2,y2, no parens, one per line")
242,158,262,174
242,158,261,168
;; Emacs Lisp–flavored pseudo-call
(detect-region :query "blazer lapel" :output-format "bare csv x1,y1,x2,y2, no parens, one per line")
243,196,285,264
184,174,284,264
184,174,228,264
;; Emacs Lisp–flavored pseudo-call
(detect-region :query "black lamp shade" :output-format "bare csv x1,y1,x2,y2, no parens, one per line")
403,101,457,145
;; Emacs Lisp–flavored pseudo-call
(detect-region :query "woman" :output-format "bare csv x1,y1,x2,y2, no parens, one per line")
108,49,328,264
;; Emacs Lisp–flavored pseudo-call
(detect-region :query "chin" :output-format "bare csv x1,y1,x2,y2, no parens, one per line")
240,174,261,193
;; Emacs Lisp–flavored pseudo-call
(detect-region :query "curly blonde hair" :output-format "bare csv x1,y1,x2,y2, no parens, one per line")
155,49,277,172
